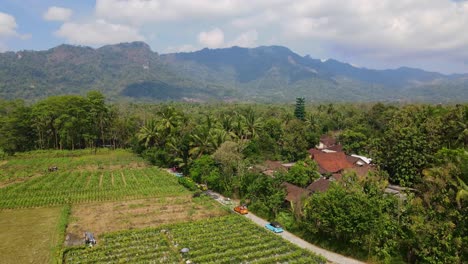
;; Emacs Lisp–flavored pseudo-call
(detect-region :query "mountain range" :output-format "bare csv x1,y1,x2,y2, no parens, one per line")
0,41,466,103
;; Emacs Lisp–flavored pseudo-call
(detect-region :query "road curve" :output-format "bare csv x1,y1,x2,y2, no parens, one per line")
207,190,365,264
244,213,366,264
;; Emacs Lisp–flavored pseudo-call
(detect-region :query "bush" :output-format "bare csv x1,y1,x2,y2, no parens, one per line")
178,177,198,191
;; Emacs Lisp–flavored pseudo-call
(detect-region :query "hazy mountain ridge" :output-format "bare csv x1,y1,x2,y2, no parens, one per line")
0,41,466,102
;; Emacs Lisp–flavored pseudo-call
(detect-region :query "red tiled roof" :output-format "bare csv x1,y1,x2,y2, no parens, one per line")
307,178,331,193
282,182,311,203
308,148,322,156
311,151,354,173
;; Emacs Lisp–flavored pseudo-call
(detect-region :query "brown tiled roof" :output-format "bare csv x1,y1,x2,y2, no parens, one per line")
344,165,374,178
326,144,343,152
311,151,354,173
282,182,311,203
320,135,337,147
346,155,361,164
264,160,286,171
331,173,343,181
307,178,331,193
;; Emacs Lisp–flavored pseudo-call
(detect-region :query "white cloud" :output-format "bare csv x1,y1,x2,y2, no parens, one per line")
165,44,198,53
281,0,468,58
55,19,144,45
43,6,73,21
0,11,30,50
95,0,244,23
198,28,224,48
227,30,258,48
95,0,288,24
231,10,279,29
0,12,19,37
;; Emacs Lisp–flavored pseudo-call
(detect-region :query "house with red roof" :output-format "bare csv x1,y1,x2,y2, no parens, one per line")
308,149,354,174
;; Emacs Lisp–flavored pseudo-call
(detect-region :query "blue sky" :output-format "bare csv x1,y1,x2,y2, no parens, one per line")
1,0,468,74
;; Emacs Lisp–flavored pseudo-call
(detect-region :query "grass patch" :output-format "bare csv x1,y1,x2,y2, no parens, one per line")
0,207,62,264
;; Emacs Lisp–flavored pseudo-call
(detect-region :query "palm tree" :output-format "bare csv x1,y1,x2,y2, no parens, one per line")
210,128,228,150
190,126,213,159
137,119,159,148
231,112,247,141
219,113,234,133
243,108,263,139
158,106,182,135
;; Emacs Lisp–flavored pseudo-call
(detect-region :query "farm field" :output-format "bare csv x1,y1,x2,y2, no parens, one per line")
0,149,147,184
0,167,190,208
65,195,228,246
0,207,62,264
64,215,326,264
0,149,211,264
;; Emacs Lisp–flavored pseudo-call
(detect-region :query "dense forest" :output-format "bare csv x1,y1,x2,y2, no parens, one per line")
0,92,466,263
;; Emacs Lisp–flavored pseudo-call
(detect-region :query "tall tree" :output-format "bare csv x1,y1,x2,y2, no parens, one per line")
294,97,306,120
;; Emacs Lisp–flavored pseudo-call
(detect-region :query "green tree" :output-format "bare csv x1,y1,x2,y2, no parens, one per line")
339,129,367,154
281,119,308,161
303,175,402,261
294,97,306,120
0,100,35,154
404,149,468,263
282,159,320,187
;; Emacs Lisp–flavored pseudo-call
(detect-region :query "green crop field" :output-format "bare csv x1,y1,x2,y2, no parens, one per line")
0,149,147,183
0,167,190,209
64,215,326,264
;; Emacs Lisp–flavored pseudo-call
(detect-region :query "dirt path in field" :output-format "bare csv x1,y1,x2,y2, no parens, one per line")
120,171,127,186
0,173,43,188
65,196,227,246
209,191,366,264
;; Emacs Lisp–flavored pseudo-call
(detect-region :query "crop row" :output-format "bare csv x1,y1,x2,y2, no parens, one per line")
0,168,189,209
63,215,326,264
0,149,147,183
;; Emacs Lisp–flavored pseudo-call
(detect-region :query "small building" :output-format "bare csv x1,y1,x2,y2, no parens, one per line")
316,135,338,150
256,160,294,177
282,182,311,206
309,149,354,174
384,184,417,200
306,177,332,193
350,154,372,165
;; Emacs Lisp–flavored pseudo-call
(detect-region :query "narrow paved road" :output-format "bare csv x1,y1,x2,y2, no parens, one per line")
244,213,365,264
209,191,365,264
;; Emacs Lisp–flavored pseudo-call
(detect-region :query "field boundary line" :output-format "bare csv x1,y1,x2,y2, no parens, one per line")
121,172,127,187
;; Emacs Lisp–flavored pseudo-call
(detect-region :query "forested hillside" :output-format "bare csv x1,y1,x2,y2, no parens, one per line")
0,42,229,101
1,93,466,263
1,42,467,102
